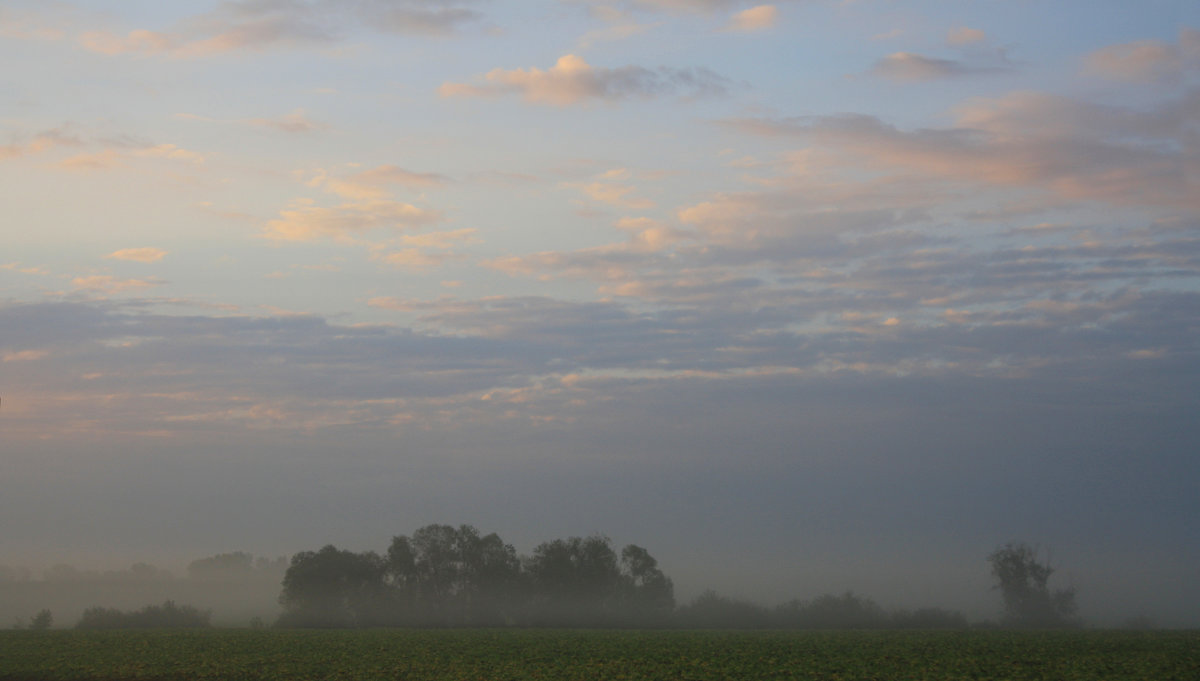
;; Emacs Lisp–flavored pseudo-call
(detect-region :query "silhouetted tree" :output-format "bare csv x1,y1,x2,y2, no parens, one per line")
459,528,523,625
524,535,623,625
29,609,52,630
988,542,1079,628
278,545,389,628
618,544,674,622
385,524,521,625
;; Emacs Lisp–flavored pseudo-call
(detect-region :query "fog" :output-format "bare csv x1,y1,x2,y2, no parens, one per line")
3,536,1193,630
3,367,1197,628
3,396,1197,629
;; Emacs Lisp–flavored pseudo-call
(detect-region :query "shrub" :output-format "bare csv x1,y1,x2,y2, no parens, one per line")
76,601,211,629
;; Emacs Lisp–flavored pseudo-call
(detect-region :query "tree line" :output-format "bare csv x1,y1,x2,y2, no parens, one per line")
0,554,288,584
278,525,674,628
276,526,1079,629
6,530,1083,630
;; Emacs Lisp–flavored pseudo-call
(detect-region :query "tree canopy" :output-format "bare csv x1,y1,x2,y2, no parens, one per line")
279,526,673,628
988,542,1079,628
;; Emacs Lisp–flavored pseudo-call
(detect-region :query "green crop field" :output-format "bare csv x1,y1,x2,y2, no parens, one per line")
1,629,1197,681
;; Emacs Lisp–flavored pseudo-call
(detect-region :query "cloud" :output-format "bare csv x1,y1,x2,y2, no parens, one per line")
177,110,327,134
264,199,443,241
1085,28,1200,83
135,144,206,163
576,5,658,48
45,136,205,171
397,228,480,249
1,262,50,276
947,26,986,46
486,215,690,283
8,251,1200,443
579,181,656,209
314,165,450,200
71,275,165,294
375,249,458,268
79,13,335,58
581,0,769,15
57,150,123,171
869,52,982,82
474,86,1198,362
264,162,451,242
722,89,1200,214
79,28,177,56
372,228,481,268
107,248,167,263
724,5,777,32
353,0,485,35
247,109,328,134
440,54,731,106
0,6,67,41
1,127,83,161
77,0,484,58
3,349,50,362
614,217,689,251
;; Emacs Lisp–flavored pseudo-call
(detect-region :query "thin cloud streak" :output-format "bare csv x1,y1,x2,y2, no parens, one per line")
440,54,731,105
75,0,487,57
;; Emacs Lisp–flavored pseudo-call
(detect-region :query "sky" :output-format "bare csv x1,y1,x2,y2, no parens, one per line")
1,0,1198,626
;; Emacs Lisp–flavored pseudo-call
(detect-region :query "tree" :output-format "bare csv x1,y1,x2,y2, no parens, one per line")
385,524,521,625
619,544,675,620
29,609,52,630
457,528,522,625
278,545,389,627
524,535,623,625
988,542,1079,628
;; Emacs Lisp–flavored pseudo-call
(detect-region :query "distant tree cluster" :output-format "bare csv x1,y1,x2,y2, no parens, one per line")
187,552,288,581
0,555,288,586
75,601,211,629
278,525,674,628
677,590,968,630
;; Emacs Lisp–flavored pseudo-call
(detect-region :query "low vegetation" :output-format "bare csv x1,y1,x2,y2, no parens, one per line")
1,628,1197,681
75,601,210,630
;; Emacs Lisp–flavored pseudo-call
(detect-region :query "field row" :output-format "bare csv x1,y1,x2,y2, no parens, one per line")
2,629,1198,681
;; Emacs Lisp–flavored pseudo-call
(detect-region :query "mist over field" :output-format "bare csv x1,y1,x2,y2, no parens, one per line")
2,0,1197,631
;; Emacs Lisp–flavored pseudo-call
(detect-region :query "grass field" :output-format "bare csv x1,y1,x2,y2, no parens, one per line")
2,629,1198,680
